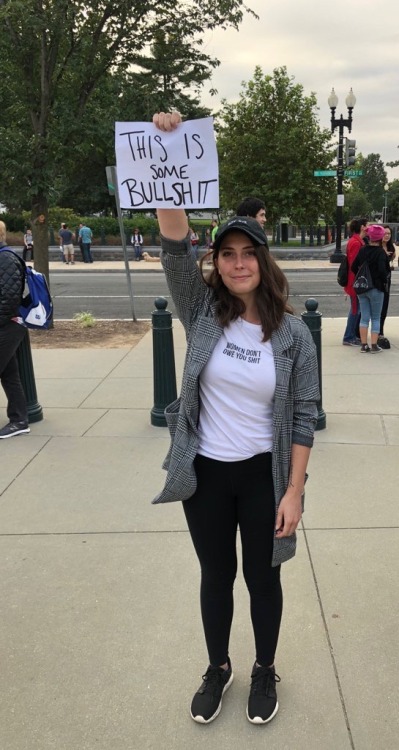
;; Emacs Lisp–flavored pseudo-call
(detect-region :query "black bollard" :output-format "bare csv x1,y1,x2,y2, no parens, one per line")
301,298,326,431
16,330,43,423
301,226,306,245
151,297,177,427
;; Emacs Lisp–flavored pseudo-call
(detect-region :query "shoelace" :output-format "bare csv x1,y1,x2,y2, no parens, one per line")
200,666,228,694
250,667,281,695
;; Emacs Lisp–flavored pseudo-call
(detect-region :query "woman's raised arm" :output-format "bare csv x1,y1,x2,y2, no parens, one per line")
153,112,189,241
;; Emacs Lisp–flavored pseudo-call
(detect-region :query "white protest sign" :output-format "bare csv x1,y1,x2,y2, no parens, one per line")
115,117,219,210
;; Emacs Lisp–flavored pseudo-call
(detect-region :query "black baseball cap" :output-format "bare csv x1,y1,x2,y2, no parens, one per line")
213,216,268,251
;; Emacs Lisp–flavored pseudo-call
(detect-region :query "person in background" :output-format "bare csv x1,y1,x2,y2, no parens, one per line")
210,218,219,248
189,226,199,260
0,220,30,439
131,227,143,261
378,225,396,349
351,224,389,353
236,197,267,229
58,223,67,262
23,227,34,261
342,217,368,346
58,223,75,265
78,223,93,263
77,231,84,262
152,111,319,727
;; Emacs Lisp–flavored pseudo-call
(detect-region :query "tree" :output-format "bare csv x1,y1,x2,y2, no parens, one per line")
356,154,387,216
54,33,214,215
386,179,399,222
216,66,336,225
343,184,371,222
386,146,399,169
0,0,256,278
130,28,214,120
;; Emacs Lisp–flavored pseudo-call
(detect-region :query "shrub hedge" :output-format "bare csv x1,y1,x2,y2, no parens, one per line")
1,208,210,245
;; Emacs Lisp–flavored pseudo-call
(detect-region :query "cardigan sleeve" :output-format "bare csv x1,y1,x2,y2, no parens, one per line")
291,324,319,447
160,232,212,335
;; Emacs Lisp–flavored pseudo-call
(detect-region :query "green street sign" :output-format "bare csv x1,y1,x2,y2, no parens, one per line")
314,170,336,177
344,169,363,177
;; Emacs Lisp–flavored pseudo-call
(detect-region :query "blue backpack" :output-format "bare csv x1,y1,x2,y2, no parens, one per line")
0,246,53,329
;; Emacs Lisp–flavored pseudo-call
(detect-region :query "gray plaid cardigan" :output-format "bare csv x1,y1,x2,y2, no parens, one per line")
153,234,319,566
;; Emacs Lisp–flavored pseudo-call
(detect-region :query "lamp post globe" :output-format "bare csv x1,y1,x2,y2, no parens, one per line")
328,88,338,109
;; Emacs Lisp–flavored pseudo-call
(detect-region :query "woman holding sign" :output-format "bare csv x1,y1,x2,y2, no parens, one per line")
152,112,319,726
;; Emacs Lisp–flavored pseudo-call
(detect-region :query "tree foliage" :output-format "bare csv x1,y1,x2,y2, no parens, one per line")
356,153,387,215
386,146,399,169
0,0,255,276
343,185,371,222
386,179,399,222
216,66,336,225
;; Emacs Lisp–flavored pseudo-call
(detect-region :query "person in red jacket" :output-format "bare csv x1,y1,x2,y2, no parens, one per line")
342,217,368,345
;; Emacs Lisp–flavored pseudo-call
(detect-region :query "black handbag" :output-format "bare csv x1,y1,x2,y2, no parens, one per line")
353,261,374,294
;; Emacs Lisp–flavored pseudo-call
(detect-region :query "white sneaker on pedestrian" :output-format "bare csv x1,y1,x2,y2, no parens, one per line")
0,422,30,439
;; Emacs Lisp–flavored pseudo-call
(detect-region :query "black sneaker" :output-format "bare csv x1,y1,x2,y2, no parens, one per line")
190,658,233,724
0,421,30,439
371,344,383,353
246,663,280,725
360,344,371,353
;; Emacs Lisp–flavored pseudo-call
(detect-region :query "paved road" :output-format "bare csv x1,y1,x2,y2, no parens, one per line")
49,269,399,320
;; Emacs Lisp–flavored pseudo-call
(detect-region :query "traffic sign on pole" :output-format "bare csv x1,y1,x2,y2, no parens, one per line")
313,169,363,178
313,170,336,177
105,165,137,322
344,169,363,177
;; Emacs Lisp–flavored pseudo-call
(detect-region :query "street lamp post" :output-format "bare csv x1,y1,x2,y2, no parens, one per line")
328,87,356,263
383,184,389,223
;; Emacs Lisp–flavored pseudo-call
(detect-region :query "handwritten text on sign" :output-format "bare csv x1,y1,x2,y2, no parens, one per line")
115,118,219,209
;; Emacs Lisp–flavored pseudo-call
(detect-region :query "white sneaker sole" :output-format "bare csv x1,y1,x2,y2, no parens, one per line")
246,700,279,725
0,428,30,439
191,672,234,724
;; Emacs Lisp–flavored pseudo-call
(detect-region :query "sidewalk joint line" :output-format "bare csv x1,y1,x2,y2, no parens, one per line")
76,347,136,408
0,530,190,537
380,415,390,446
302,522,356,750
0,437,52,499
303,525,399,530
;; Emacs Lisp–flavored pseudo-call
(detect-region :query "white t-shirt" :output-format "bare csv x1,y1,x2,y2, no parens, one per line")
197,317,276,461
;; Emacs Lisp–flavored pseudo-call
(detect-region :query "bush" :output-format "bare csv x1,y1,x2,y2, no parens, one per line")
0,213,26,232
1,208,210,245
73,311,96,328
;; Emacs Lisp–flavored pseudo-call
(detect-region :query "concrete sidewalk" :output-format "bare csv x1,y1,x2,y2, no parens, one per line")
1,318,399,750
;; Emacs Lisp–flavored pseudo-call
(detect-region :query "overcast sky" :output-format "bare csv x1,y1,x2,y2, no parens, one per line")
200,0,399,180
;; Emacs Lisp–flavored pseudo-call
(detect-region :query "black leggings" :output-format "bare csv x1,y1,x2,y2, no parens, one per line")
183,453,283,667
379,276,391,336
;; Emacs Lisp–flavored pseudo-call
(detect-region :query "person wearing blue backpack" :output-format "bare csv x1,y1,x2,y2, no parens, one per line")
0,220,30,438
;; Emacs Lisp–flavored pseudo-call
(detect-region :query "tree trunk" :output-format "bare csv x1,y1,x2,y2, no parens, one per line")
31,193,50,283
30,193,54,328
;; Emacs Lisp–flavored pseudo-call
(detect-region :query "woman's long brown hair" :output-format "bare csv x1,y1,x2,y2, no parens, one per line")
200,244,293,342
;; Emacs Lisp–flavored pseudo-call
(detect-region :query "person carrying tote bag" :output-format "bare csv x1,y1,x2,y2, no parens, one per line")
351,224,389,353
